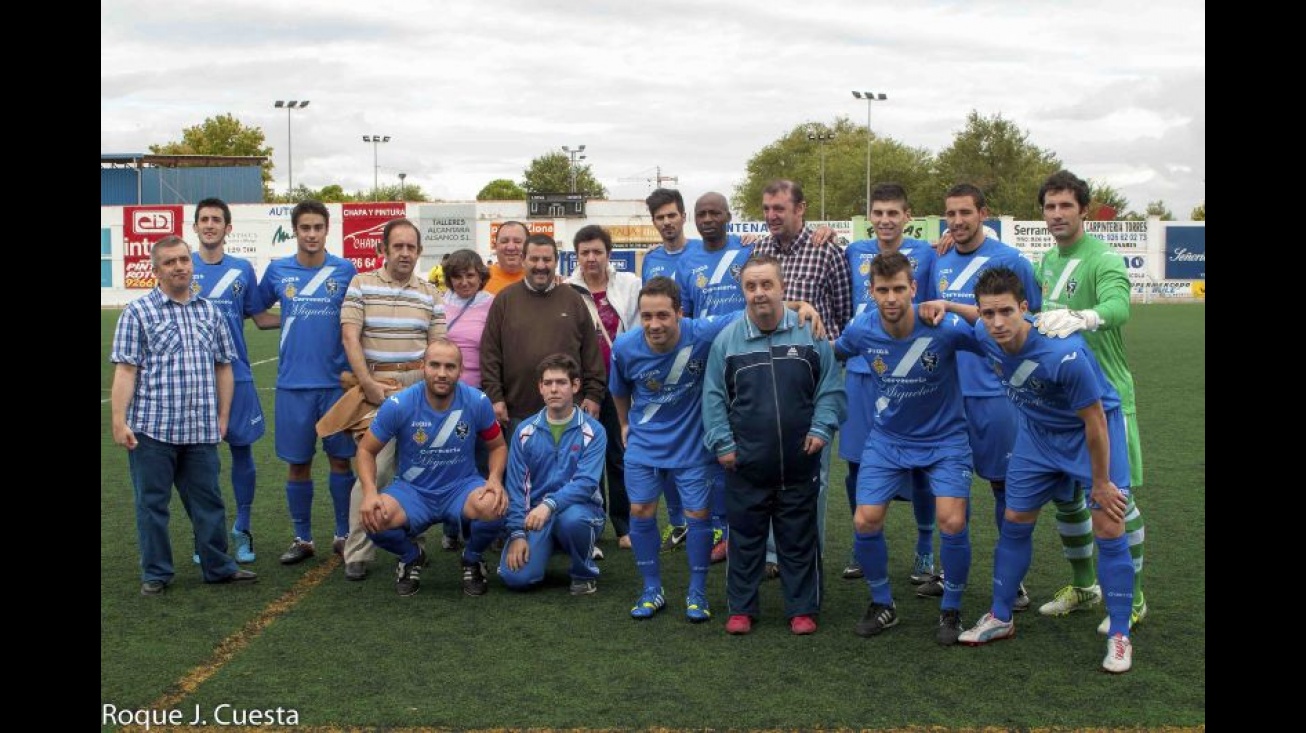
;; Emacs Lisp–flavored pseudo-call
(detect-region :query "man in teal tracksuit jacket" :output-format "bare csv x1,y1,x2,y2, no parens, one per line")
701,256,845,634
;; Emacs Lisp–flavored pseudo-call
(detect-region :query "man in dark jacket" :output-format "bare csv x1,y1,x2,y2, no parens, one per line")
701,255,845,636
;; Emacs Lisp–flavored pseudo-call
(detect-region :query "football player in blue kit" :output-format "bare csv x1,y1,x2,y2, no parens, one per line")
190,198,279,563
833,252,978,646
256,201,359,566
926,267,1136,673
931,184,1042,607
840,184,939,584
357,339,508,597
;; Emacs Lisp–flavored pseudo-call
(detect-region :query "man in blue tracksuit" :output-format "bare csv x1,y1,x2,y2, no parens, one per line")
499,354,608,595
701,255,846,636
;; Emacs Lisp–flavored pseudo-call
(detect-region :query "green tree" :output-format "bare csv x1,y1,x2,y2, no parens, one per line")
1089,181,1129,220
359,183,429,202
1145,200,1175,220
1191,202,1205,221
521,151,607,197
149,113,275,189
477,178,527,200
732,117,935,220
930,111,1060,219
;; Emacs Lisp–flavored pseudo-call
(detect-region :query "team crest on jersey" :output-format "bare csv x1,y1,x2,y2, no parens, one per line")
730,263,743,279
872,355,888,375
285,283,298,299
1065,279,1078,296
413,427,429,445
859,260,871,276
920,351,939,373
1026,376,1047,393
938,275,949,292
190,280,202,295
696,273,708,288
645,377,662,391
686,359,705,376
908,256,919,271
326,279,341,295
231,280,245,296
455,421,470,440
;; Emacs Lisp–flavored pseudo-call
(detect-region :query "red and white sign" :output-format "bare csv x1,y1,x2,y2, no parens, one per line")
122,205,184,289
342,203,406,273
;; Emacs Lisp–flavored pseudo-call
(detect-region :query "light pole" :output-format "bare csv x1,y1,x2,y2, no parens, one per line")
274,100,310,195
562,144,586,193
851,91,887,215
807,129,835,221
362,135,391,201
398,172,407,202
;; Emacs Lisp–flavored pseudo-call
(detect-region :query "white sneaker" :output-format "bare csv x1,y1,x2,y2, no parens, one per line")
1038,584,1102,616
1097,601,1148,634
1102,633,1133,673
958,612,1015,645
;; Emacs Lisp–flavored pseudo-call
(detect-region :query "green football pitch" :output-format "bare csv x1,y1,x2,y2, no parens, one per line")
100,305,1205,731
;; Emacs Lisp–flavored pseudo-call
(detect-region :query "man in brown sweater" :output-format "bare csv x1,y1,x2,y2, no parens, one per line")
480,234,606,432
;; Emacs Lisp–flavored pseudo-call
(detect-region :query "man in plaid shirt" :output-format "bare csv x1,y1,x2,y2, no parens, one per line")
749,179,853,574
110,236,259,595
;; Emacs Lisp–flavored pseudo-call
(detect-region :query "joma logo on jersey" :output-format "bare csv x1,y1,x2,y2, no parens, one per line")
455,421,470,440
920,351,939,373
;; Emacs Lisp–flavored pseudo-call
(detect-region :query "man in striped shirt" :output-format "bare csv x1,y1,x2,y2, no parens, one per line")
110,236,258,595
337,218,447,581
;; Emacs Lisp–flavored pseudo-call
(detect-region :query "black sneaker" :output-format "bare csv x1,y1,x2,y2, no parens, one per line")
278,538,316,565
461,560,489,596
569,578,598,596
937,609,963,646
841,563,864,580
395,547,427,597
915,577,944,598
854,602,899,637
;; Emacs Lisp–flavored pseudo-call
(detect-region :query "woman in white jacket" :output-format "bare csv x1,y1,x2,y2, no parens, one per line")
567,224,641,550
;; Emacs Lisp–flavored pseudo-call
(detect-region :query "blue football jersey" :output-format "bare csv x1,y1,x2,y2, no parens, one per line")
975,321,1120,432
641,239,701,283
844,238,938,375
191,253,261,382
932,238,1042,397
677,236,751,318
610,312,742,467
371,382,498,492
257,254,357,389
835,312,977,448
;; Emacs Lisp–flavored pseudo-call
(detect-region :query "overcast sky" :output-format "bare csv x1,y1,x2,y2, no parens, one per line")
101,0,1205,217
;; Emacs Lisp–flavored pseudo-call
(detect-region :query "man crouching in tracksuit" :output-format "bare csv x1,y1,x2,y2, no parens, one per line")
701,255,845,635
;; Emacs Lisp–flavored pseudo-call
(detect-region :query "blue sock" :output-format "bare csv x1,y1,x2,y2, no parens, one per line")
630,515,662,590
992,520,1034,621
686,515,712,594
328,471,355,538
911,474,936,557
371,528,419,564
286,480,314,540
991,481,1007,532
939,528,971,611
1096,534,1135,636
854,530,893,605
229,445,255,533
464,518,503,564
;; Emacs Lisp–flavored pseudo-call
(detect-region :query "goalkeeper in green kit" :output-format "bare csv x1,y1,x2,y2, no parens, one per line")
1032,170,1147,634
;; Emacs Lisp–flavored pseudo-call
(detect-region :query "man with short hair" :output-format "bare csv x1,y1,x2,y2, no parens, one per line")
1032,169,1148,634
750,179,853,572
257,201,360,565
111,236,258,594
500,354,608,594
834,252,978,646
702,256,845,635
485,221,529,294
334,218,447,581
839,184,939,582
481,234,606,430
928,268,1137,673
190,198,279,563
358,339,508,597
930,183,1042,607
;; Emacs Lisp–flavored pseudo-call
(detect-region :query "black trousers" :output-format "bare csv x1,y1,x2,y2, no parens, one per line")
725,467,822,619
598,391,630,538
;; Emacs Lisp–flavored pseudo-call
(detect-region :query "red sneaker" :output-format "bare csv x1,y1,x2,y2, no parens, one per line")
789,615,818,635
710,534,729,564
725,614,753,635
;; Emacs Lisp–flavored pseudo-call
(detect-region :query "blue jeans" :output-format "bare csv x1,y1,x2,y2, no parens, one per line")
129,434,237,583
